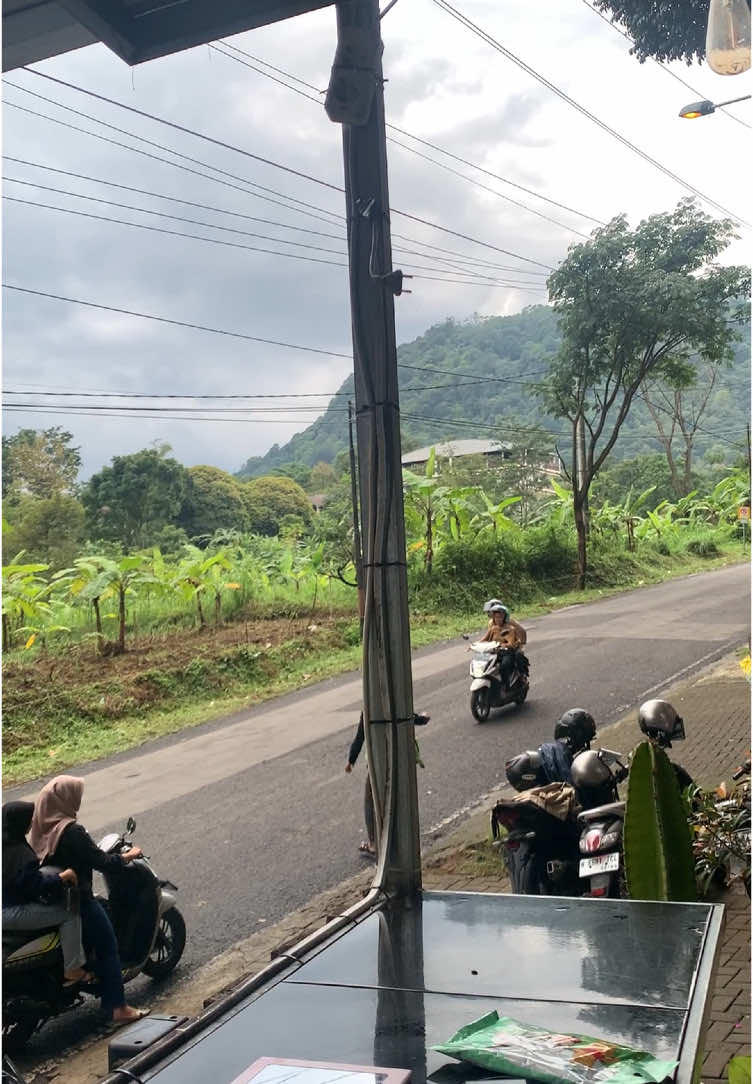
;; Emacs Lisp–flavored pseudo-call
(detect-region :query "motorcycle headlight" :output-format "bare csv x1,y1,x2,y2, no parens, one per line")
471,661,487,677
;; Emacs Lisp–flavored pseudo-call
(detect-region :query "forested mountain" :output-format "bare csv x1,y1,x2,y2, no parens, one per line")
237,304,750,477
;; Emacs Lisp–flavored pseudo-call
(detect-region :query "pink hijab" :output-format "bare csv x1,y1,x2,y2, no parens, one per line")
29,775,84,861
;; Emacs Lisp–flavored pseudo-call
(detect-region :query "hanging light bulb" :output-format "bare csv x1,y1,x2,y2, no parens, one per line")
706,0,751,75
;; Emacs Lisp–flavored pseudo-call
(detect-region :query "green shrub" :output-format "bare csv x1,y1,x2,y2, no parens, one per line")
685,536,720,558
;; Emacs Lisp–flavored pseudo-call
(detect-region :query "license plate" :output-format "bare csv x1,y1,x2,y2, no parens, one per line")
579,852,619,877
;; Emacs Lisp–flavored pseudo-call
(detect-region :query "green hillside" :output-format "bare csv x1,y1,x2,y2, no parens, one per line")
237,304,750,477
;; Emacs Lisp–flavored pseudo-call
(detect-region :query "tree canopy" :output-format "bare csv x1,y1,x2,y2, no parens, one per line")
592,0,722,64
180,465,249,540
241,475,313,536
540,198,750,586
82,447,189,549
2,427,81,501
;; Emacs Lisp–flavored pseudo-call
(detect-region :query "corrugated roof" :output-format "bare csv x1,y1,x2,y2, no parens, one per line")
401,439,513,465
3,0,335,70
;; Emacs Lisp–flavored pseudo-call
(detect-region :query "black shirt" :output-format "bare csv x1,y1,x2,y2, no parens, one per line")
46,823,125,899
3,848,63,909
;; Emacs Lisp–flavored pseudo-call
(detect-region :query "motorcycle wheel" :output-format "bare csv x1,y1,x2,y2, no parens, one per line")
2,1010,38,1055
519,854,548,895
470,688,491,723
514,684,529,706
143,907,186,981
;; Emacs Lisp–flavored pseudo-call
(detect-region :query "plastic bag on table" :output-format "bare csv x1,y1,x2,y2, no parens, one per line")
433,1011,677,1084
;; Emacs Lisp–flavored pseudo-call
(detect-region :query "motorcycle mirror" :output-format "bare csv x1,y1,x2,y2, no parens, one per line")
126,816,136,834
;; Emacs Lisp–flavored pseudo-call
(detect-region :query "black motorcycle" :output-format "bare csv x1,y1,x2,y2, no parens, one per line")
2,816,186,1052
492,786,582,895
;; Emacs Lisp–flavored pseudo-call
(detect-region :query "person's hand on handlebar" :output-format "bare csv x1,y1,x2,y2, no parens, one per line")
122,846,143,862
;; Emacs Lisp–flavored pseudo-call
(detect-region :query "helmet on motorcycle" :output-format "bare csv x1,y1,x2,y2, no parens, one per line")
571,750,613,789
505,750,545,791
484,600,509,621
638,699,685,748
554,708,596,753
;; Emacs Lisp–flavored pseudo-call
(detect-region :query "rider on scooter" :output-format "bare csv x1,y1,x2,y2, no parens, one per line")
480,600,526,685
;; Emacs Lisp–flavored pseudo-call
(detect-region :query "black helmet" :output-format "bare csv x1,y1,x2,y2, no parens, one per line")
638,699,685,748
505,750,545,792
554,708,596,754
571,750,613,789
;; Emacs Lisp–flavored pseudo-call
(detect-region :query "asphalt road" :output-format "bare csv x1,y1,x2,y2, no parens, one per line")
8,563,749,1055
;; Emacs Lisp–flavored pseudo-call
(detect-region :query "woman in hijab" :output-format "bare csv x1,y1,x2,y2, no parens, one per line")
29,776,148,1026
2,800,89,983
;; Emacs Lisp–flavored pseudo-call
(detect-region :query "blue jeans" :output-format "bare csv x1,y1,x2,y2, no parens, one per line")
80,897,125,1014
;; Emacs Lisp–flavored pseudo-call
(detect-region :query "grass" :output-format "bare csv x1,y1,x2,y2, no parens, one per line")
2,540,747,786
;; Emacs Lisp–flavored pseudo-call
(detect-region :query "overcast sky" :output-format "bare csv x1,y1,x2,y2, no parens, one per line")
2,0,750,479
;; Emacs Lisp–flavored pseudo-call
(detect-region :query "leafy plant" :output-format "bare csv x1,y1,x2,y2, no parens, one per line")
623,741,697,901
689,772,751,896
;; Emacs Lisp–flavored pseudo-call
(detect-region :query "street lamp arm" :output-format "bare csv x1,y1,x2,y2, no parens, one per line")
679,94,751,117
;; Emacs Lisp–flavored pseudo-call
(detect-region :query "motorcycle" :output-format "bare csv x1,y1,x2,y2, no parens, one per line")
491,783,582,896
573,749,630,898
468,641,529,722
2,816,186,1052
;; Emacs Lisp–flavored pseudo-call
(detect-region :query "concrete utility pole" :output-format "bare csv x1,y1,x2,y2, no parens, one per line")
326,0,421,896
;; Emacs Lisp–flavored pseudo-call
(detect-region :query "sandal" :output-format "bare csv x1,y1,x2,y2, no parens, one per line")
107,1008,150,1030
358,842,376,858
63,970,94,986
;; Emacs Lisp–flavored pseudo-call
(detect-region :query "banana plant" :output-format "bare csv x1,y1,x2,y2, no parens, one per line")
623,740,697,901
70,554,157,653
1,554,59,652
173,545,233,627
470,492,522,538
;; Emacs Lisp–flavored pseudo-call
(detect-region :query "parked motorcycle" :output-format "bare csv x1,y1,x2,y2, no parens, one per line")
2,816,185,1052
572,749,630,898
468,642,529,722
491,783,583,895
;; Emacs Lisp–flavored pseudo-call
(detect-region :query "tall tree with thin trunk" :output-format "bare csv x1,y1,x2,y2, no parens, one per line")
641,361,725,497
539,200,749,590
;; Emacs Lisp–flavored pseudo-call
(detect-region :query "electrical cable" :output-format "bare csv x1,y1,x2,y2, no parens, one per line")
1,157,550,277
5,195,544,288
210,42,591,239
8,73,554,269
430,0,750,226
2,284,352,357
580,0,751,131
215,39,606,226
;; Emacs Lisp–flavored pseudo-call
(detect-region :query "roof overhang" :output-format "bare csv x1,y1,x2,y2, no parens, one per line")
2,0,336,72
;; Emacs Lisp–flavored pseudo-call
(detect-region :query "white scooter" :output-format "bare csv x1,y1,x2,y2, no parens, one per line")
468,641,529,722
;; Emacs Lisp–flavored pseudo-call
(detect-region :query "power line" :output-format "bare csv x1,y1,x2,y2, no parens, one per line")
580,0,751,131
1,86,342,226
216,39,605,226
1,405,345,425
211,42,591,239
3,156,346,241
398,361,550,384
9,72,554,270
430,0,750,227
2,157,549,278
5,195,545,289
2,284,353,358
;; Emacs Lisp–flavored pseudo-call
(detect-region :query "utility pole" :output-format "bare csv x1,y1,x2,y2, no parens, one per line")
348,400,365,626
326,0,420,896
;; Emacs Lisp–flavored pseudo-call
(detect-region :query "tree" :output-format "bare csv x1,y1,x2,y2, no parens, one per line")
539,200,750,589
641,360,726,497
5,494,86,570
241,475,312,536
82,447,189,549
2,427,81,501
179,465,249,540
592,0,723,64
309,461,338,493
68,553,156,653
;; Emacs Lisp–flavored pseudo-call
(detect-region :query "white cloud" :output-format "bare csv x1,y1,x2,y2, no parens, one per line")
2,0,749,478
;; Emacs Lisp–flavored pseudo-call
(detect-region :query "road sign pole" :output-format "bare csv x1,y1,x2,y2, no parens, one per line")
326,0,420,897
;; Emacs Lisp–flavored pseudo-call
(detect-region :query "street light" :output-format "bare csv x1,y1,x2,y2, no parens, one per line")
679,94,752,117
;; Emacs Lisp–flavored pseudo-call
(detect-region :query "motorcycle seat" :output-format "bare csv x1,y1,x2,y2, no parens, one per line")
3,926,61,964
578,800,626,822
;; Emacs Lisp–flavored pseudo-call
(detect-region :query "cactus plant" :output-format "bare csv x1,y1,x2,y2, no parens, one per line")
623,740,697,901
